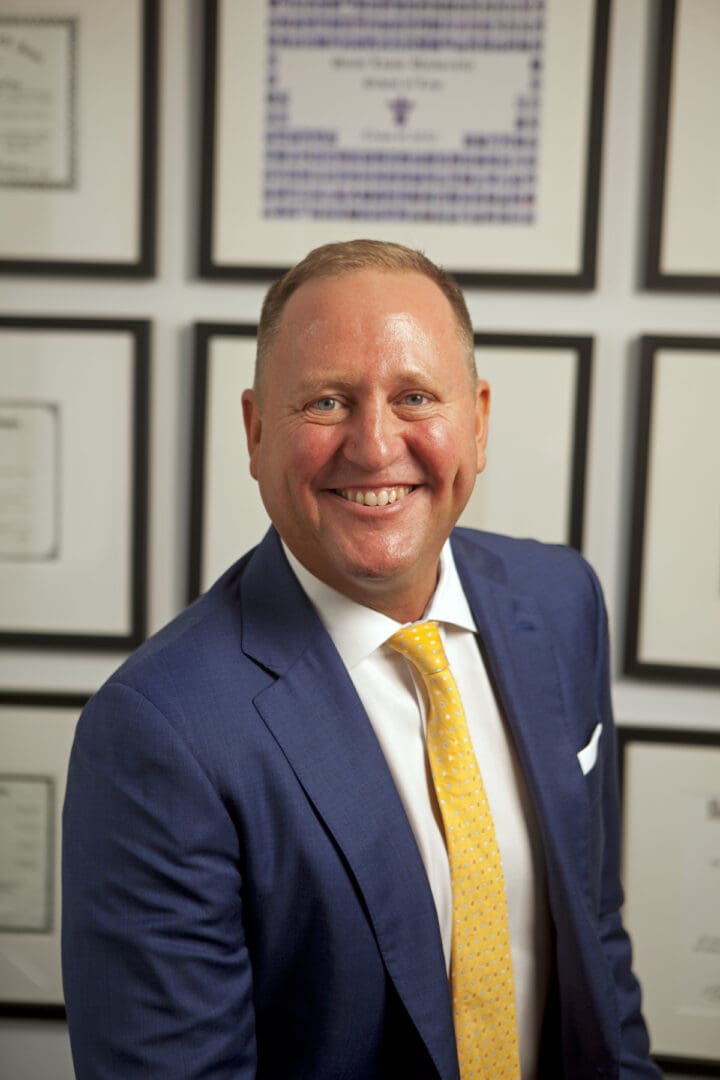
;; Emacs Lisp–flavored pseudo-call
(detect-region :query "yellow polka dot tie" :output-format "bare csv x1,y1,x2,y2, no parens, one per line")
388,621,520,1080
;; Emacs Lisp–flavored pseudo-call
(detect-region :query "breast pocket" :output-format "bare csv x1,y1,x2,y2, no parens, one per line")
577,721,603,777
578,722,606,907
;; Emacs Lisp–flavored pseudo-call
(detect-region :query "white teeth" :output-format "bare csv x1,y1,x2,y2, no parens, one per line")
339,486,411,507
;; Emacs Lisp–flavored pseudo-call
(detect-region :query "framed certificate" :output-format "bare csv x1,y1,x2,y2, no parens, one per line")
645,0,720,290
200,0,610,287
0,0,158,276
189,324,264,599
0,692,86,1014
466,335,591,551
618,726,720,1074
188,325,591,598
0,317,149,649
625,337,720,683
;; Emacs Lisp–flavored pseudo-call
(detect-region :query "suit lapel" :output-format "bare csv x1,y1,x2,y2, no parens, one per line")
452,536,591,908
241,531,459,1080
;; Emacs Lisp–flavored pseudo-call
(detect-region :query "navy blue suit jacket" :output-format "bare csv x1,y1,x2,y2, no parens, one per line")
62,527,661,1078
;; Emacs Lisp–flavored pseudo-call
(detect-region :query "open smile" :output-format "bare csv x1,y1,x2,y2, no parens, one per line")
333,485,416,507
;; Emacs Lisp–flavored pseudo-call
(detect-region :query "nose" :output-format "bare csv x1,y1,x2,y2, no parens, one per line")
342,399,403,471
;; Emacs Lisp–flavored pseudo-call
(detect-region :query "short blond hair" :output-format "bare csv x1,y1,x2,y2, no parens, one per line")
254,239,476,401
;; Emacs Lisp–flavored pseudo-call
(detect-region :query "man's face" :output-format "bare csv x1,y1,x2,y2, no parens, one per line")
242,270,489,621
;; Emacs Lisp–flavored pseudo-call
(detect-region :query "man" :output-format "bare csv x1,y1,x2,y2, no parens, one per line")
63,240,661,1078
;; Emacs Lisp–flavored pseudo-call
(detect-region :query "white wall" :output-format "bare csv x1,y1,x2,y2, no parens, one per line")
1,1,718,1075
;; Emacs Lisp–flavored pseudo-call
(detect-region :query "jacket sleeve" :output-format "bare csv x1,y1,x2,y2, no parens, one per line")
586,562,663,1079
62,681,257,1079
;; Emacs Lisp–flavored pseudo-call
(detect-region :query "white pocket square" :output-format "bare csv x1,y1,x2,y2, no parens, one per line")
577,723,603,776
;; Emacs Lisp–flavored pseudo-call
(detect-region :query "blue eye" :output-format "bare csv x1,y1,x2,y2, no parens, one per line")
311,397,338,411
402,393,428,406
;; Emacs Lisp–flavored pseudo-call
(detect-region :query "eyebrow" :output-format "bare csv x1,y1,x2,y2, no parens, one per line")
294,367,438,395
294,375,357,395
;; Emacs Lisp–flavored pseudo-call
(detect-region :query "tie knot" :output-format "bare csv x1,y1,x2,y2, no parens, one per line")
387,620,449,676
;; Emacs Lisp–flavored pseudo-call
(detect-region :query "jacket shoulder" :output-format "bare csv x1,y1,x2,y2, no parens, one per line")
452,526,597,593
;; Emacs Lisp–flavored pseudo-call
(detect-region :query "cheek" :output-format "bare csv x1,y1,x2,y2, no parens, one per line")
413,421,476,480
274,426,339,483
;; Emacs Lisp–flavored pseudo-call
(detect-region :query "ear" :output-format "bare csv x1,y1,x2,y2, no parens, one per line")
474,379,490,475
241,389,262,480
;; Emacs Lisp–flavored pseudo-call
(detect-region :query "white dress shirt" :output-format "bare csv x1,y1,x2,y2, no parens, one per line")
285,541,551,1079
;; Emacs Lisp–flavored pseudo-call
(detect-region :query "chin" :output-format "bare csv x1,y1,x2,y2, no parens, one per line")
336,550,420,588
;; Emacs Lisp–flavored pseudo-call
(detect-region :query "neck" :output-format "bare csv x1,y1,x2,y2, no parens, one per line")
319,566,439,624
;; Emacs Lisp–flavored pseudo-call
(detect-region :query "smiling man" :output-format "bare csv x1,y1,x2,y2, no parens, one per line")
242,259,488,621
63,240,661,1079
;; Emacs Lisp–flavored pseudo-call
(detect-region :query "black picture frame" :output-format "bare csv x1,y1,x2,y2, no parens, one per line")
625,336,720,684
0,0,158,277
0,691,87,1015
0,316,150,649
199,0,610,288
188,323,261,601
471,334,592,551
618,726,720,1075
645,0,720,291
188,324,592,600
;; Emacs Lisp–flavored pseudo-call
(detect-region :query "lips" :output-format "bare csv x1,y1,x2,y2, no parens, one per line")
335,486,414,507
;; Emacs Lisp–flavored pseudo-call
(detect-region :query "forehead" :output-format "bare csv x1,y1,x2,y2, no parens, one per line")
275,269,460,351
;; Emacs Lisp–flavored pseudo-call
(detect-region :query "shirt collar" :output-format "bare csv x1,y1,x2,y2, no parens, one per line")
283,539,478,672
